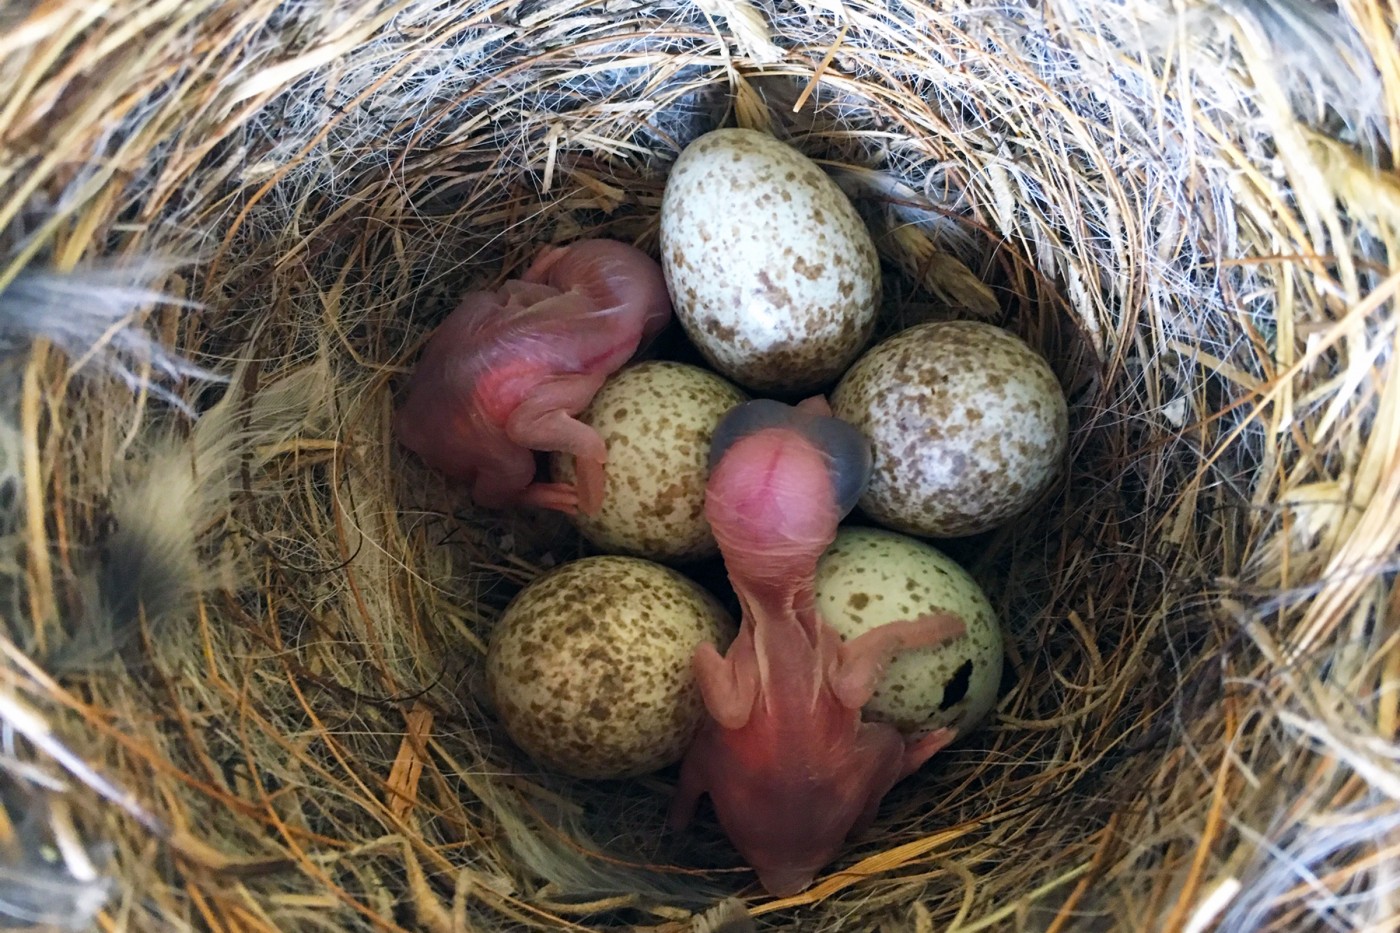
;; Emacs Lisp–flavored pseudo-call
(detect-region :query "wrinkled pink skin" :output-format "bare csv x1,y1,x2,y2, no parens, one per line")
393,239,672,515
670,396,967,897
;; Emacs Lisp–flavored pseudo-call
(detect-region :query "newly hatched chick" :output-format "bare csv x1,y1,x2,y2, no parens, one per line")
669,398,967,897
394,239,672,514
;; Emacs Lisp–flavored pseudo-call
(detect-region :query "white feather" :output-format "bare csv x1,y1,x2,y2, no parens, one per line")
0,260,223,416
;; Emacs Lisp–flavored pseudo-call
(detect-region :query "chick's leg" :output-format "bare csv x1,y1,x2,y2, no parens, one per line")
504,372,610,514
900,727,958,779
667,744,710,831
846,725,908,839
468,446,543,510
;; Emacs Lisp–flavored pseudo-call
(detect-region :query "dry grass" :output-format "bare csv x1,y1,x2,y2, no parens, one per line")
0,0,1397,929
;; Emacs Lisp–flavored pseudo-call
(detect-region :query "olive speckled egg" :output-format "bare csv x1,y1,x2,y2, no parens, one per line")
831,321,1068,537
660,128,881,393
815,527,1003,737
486,557,735,780
551,361,747,562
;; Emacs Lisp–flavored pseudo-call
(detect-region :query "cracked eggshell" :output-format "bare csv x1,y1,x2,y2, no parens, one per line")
815,527,1003,738
831,321,1068,538
486,556,735,780
551,361,747,562
660,128,880,393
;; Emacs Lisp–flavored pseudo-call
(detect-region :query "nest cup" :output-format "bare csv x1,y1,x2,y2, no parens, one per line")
2,1,1398,930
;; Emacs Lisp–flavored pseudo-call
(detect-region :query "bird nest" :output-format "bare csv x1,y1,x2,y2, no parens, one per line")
1,0,1397,930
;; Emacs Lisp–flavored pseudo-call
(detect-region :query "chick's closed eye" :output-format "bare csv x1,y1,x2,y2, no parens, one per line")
709,399,871,515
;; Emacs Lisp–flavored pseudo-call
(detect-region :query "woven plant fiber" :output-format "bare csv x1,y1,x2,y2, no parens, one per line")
1,0,1398,930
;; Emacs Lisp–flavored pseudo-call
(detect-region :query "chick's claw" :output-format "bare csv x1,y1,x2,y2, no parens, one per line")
570,456,607,516
513,482,582,515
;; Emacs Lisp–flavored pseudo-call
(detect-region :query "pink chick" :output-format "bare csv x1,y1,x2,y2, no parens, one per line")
393,238,672,515
669,397,967,897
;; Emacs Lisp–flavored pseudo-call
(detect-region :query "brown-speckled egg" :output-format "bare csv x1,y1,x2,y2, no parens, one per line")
660,128,880,393
831,321,1068,537
551,361,747,562
815,527,1003,738
486,556,735,779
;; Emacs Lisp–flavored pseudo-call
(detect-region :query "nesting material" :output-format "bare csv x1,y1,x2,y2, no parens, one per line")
1,0,1398,931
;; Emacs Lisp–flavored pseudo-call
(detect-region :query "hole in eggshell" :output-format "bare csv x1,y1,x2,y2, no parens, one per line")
939,660,973,711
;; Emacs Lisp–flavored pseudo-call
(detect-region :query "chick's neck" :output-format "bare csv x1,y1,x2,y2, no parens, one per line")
720,528,828,650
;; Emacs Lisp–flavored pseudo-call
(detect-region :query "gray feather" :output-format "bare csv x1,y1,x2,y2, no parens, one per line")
47,358,331,672
0,260,223,415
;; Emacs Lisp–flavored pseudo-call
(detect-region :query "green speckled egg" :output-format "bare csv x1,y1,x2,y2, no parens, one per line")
552,361,747,562
815,527,1003,738
486,556,735,779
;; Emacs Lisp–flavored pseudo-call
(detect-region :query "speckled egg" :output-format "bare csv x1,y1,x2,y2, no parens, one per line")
486,556,735,779
551,361,747,562
831,321,1068,537
815,527,1003,737
660,128,881,393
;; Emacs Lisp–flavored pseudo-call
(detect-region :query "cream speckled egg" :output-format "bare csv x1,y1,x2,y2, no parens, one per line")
831,321,1068,537
660,128,881,393
486,556,735,779
551,361,747,562
815,527,1003,738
